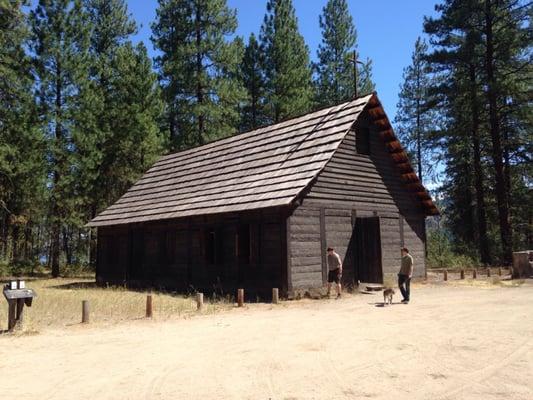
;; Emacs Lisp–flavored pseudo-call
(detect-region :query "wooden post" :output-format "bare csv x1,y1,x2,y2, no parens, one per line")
443,270,448,281
487,267,491,277
237,288,244,307
460,269,465,280
146,294,153,318
82,300,90,324
7,300,16,331
473,269,477,279
498,267,502,276
272,288,279,304
196,292,203,311
15,298,24,328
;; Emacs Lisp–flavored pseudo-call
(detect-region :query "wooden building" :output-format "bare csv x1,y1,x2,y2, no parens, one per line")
88,93,438,297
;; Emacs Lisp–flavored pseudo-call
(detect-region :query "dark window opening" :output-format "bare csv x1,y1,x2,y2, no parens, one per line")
356,126,370,155
237,224,251,265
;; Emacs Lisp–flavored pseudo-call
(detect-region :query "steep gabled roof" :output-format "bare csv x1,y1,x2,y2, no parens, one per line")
87,93,437,227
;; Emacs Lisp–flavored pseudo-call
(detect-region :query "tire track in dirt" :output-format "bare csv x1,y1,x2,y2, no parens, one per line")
429,337,532,400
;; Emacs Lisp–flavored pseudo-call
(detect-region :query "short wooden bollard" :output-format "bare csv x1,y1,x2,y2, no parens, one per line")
472,269,477,279
498,267,502,276
460,270,465,279
487,268,491,277
196,292,204,311
237,289,244,307
146,295,153,318
82,300,90,324
272,288,279,304
443,270,448,281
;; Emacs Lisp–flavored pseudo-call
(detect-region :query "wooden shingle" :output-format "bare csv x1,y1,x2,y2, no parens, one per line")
87,93,437,227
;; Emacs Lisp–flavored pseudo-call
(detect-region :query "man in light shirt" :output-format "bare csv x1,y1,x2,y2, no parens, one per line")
326,247,342,298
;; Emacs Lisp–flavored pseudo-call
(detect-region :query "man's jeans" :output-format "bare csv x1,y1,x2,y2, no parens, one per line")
398,274,411,301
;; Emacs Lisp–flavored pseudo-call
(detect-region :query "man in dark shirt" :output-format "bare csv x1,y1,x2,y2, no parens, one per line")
398,247,414,304
326,247,343,298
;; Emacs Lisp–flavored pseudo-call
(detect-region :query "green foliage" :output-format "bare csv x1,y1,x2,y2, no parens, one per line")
423,0,532,264
314,0,374,106
30,0,93,274
240,33,268,131
0,1,47,263
79,1,164,219
427,228,479,270
260,0,313,122
152,0,245,149
394,37,440,185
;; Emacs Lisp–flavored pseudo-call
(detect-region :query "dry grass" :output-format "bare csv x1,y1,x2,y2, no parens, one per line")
0,278,233,333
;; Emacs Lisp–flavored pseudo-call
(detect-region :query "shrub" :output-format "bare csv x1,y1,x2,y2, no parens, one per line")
427,229,479,270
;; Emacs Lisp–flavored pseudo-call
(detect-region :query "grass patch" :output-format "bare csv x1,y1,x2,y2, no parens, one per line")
0,278,233,333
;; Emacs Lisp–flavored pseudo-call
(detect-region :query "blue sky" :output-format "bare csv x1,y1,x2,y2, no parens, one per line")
128,0,439,117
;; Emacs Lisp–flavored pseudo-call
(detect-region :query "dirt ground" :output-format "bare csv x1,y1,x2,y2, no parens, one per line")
1,281,532,400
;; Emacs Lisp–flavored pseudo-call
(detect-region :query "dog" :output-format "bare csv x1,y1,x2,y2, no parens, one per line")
383,288,395,305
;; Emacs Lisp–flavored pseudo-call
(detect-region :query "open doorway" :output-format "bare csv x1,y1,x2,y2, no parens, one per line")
353,217,383,284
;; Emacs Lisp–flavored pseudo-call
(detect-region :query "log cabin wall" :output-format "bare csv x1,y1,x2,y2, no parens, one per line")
96,208,287,296
288,110,427,291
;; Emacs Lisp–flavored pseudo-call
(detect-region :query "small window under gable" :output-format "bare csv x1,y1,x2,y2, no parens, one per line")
355,124,370,155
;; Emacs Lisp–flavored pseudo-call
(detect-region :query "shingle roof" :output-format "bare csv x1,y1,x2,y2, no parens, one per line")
87,93,437,227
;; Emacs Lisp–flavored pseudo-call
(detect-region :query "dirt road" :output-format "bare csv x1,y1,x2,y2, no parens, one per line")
1,282,532,400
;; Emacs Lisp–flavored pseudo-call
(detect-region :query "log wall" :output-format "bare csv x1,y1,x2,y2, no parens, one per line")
288,111,427,290
96,209,286,296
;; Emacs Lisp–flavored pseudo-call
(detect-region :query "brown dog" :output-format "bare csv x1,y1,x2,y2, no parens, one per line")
383,288,395,305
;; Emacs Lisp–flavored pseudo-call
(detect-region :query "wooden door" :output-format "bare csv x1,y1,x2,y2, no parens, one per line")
354,217,383,283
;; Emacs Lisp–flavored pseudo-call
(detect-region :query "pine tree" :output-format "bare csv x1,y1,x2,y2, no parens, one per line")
96,42,164,203
260,0,313,123
0,0,46,263
30,0,91,275
151,0,245,149
78,0,163,266
424,0,532,263
394,37,438,185
315,0,374,106
31,0,89,276
240,33,267,131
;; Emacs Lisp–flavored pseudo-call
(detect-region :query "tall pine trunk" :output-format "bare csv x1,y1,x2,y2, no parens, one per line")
62,226,72,265
195,4,204,145
416,63,422,183
484,0,512,264
11,224,20,263
51,61,63,277
1,214,8,259
469,63,491,265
